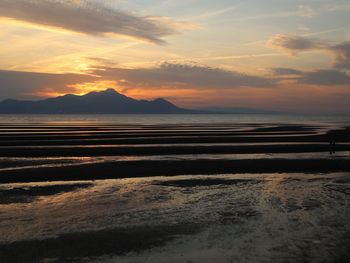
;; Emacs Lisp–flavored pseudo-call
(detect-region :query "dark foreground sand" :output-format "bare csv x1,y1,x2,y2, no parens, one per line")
0,122,349,262
1,158,350,184
0,174,349,263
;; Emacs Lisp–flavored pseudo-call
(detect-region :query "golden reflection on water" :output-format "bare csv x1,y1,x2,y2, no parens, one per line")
0,172,348,244
0,172,349,263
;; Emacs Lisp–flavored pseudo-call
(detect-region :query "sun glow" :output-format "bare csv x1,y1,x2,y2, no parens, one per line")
30,80,121,98
67,80,121,95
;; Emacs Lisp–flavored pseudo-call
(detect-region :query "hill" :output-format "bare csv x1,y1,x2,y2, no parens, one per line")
0,89,195,114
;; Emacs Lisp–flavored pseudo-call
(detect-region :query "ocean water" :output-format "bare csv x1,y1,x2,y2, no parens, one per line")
0,113,350,124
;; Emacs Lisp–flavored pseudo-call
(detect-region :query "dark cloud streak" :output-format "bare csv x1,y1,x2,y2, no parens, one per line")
271,67,350,86
93,63,276,89
267,34,326,56
267,34,350,69
331,42,350,69
0,0,176,44
270,68,302,76
301,69,350,85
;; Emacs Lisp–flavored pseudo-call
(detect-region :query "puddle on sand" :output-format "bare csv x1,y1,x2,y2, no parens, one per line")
0,183,94,204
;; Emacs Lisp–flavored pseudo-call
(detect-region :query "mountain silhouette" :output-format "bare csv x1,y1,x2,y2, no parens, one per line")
0,89,195,114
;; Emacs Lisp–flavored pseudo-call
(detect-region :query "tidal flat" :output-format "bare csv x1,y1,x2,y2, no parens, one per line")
0,121,349,262
0,173,349,262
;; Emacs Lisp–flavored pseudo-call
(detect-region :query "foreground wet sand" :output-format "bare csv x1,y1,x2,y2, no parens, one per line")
0,173,349,262
0,122,349,262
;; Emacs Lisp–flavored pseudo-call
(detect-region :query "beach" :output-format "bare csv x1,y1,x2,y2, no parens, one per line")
0,118,349,262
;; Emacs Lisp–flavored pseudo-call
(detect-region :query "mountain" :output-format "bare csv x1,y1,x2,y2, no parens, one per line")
0,89,196,114
196,107,286,114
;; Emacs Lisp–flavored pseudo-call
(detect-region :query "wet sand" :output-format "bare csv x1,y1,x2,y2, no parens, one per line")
1,143,350,157
1,158,350,184
0,122,349,262
0,123,349,183
0,173,349,262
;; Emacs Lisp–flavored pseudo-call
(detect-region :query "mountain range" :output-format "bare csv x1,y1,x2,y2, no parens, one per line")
0,89,194,114
0,89,283,114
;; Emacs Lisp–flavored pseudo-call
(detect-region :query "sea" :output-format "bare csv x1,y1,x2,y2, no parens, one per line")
0,113,350,124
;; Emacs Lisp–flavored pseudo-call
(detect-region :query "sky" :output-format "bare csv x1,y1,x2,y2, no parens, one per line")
1,0,350,113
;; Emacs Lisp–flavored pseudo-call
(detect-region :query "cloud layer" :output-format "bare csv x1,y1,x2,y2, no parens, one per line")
1,64,349,113
301,70,350,85
267,34,350,69
0,0,176,44
272,67,350,86
0,63,277,100
0,69,95,100
331,42,350,69
93,63,276,90
266,34,327,55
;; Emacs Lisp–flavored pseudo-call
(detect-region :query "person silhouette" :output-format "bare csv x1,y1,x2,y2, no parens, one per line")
329,138,336,155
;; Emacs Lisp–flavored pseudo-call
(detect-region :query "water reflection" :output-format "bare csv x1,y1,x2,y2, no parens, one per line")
0,173,349,262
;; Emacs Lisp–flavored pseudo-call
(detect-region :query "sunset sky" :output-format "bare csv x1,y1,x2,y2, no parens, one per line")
1,0,350,113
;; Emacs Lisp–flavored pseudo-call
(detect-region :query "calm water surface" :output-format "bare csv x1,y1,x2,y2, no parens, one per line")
0,114,350,124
